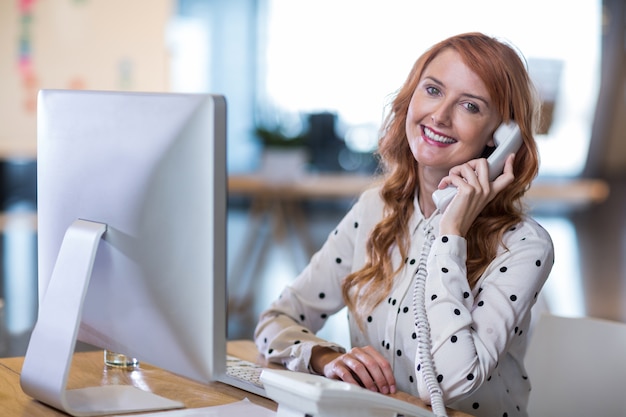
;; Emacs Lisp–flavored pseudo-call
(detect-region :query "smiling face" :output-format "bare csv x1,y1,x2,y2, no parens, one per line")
406,48,502,181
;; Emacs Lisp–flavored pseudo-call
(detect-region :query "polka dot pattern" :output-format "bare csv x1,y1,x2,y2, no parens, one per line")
254,187,554,417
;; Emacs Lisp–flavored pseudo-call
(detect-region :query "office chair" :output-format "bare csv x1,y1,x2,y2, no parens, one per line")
525,314,626,416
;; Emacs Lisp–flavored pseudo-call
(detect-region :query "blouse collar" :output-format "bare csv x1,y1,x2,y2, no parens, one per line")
412,192,440,234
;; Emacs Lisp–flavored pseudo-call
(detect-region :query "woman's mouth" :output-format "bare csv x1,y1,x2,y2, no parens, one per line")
423,126,457,145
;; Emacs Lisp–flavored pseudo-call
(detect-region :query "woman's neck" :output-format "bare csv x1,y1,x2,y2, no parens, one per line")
417,169,441,217
418,187,438,218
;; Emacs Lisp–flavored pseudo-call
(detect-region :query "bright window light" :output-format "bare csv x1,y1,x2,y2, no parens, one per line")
535,217,586,317
264,0,601,177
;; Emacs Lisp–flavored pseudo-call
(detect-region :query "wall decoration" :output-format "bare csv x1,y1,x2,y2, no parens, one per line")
17,0,38,113
0,0,171,155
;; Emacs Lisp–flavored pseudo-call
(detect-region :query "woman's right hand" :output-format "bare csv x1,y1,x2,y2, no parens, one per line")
311,345,397,394
438,153,516,237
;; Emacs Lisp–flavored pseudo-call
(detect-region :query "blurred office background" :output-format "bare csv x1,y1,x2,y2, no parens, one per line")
0,0,624,356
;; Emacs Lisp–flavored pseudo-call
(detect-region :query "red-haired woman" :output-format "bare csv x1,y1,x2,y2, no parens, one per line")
255,32,554,417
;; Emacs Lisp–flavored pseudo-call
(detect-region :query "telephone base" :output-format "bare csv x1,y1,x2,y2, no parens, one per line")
260,369,435,417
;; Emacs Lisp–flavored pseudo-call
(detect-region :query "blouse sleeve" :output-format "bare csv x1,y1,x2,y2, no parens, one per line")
415,220,554,404
254,190,375,372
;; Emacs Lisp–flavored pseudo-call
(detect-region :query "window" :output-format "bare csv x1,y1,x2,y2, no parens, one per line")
262,0,602,177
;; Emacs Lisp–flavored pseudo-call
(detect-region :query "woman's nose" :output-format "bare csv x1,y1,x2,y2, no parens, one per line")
430,103,452,126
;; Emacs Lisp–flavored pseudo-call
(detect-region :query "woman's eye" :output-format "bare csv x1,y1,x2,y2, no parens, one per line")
426,86,440,96
464,102,479,113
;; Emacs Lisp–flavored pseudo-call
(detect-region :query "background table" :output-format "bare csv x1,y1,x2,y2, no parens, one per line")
227,173,610,311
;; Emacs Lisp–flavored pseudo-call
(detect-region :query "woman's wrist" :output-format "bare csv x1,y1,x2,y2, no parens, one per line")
310,345,341,375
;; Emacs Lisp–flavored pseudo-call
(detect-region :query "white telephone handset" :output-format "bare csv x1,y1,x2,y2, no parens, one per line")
432,121,522,212
260,369,436,417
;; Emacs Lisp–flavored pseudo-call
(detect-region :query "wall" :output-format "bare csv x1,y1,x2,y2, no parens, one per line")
605,73,626,177
0,0,173,158
586,0,626,178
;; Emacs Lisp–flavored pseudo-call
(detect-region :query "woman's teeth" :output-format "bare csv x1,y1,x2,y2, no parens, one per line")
424,127,456,144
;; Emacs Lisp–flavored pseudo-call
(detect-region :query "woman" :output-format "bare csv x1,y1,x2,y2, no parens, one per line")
254,32,554,417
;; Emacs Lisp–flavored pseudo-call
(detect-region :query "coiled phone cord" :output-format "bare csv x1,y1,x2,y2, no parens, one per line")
412,215,448,417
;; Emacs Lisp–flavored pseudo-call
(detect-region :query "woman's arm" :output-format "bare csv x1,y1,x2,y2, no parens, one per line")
415,219,554,403
254,190,378,372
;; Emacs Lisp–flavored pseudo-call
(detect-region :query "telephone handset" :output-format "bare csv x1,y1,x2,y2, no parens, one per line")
431,121,522,212
260,369,436,417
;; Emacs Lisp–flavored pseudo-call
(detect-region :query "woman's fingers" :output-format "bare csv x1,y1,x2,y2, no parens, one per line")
440,154,515,200
438,155,516,236
324,346,396,394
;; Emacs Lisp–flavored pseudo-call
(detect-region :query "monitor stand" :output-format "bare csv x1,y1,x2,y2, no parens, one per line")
20,219,183,416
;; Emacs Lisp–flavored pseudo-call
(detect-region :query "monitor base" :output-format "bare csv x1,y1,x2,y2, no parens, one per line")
20,219,183,416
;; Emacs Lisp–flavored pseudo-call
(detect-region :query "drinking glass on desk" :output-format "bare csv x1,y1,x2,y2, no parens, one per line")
104,349,139,369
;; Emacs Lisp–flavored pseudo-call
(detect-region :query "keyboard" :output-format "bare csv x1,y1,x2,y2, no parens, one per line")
220,355,267,398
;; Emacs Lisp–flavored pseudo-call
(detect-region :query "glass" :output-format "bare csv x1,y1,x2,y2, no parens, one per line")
104,349,139,369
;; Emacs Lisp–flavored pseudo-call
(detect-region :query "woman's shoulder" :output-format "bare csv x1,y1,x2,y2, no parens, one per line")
349,184,385,218
359,184,383,202
506,215,554,247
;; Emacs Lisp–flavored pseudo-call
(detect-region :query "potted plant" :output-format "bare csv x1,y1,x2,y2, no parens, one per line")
255,126,306,148
255,125,309,180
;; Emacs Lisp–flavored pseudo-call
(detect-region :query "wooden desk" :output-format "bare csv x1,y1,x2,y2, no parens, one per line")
0,340,473,417
0,341,276,416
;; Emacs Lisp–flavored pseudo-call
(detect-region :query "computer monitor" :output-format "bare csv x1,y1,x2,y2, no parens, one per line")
20,90,227,416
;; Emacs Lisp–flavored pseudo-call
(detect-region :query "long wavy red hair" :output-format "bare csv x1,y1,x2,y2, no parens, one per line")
342,32,541,319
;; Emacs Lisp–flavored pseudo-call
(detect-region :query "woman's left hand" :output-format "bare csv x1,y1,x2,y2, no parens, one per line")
437,153,515,237
311,345,397,394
